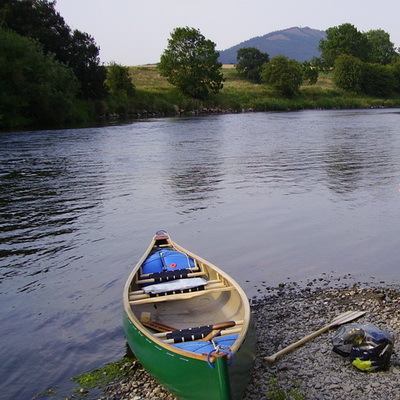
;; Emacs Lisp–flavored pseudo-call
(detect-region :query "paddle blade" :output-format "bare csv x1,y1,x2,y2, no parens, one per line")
329,310,367,327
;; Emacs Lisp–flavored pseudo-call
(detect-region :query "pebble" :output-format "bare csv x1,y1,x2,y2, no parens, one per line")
96,278,400,400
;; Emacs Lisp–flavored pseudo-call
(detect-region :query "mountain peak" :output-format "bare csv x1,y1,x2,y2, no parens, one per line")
218,27,326,64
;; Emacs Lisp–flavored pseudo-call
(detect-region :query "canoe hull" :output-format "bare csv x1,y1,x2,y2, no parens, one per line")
123,231,256,400
123,311,256,400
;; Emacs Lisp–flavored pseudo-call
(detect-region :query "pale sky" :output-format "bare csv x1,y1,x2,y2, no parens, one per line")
55,0,400,66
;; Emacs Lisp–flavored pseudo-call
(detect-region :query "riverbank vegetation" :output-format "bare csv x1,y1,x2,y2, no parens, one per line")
127,65,400,115
1,2,400,131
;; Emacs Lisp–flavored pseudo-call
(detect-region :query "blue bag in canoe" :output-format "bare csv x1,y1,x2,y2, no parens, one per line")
141,249,196,275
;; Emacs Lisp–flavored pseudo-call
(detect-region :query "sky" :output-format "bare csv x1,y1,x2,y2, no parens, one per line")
55,0,400,66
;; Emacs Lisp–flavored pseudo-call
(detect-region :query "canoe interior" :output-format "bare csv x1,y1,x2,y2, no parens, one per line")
123,232,256,400
129,266,246,335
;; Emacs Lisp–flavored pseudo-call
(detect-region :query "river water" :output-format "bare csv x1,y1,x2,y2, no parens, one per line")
1,109,400,399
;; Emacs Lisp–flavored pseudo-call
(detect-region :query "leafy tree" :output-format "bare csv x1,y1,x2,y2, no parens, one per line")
360,63,395,97
364,29,399,65
159,27,224,99
319,23,371,66
391,60,400,93
236,47,269,83
0,0,106,99
333,54,363,92
261,55,303,96
0,28,79,128
68,29,107,99
105,63,135,98
0,0,71,62
302,61,318,84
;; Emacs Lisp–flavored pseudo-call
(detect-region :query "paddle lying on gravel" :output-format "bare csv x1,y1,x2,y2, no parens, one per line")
264,310,366,363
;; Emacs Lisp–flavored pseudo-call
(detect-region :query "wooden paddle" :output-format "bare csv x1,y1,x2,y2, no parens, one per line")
264,310,366,363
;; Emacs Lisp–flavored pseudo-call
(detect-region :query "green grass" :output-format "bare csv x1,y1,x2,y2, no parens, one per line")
122,65,400,116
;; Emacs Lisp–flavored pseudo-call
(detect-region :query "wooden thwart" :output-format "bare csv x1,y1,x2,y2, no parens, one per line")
129,280,234,304
129,285,235,304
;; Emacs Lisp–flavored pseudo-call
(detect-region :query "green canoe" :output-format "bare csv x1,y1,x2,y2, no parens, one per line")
123,230,256,400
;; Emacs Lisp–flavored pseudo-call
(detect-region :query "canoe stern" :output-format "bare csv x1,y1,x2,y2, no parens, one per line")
123,311,256,400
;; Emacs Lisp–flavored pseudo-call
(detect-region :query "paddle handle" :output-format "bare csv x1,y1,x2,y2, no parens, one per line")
264,324,332,362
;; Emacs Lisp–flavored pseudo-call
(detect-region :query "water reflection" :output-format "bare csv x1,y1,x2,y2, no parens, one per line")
1,110,400,399
321,115,397,195
161,125,224,214
0,130,106,278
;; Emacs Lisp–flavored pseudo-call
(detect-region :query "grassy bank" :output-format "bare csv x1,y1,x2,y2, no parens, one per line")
127,65,400,115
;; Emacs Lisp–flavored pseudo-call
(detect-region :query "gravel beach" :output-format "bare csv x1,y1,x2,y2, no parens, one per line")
96,277,400,400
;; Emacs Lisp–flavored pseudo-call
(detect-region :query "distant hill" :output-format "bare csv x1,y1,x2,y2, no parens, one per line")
218,27,326,64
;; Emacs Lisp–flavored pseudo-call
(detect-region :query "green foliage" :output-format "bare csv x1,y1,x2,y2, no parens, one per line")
333,54,398,97
106,63,135,98
158,27,224,99
235,47,269,83
302,61,319,84
0,28,79,128
361,62,395,97
0,0,106,99
333,54,363,92
68,29,107,99
319,23,371,66
364,29,400,65
261,55,303,96
0,0,71,60
391,60,400,93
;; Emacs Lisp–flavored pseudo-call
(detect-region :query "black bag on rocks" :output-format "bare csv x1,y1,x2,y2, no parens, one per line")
332,323,394,372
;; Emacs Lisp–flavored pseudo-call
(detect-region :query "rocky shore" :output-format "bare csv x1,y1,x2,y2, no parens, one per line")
95,277,400,400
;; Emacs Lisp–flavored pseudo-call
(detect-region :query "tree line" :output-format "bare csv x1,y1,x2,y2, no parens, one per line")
2,3,400,130
0,0,134,129
319,23,400,96
159,24,400,99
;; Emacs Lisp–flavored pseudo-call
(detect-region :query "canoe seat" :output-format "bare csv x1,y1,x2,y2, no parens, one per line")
142,277,207,296
166,324,215,343
129,279,234,304
173,334,239,354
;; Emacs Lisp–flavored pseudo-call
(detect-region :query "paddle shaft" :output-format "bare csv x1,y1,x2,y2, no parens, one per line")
264,324,333,363
264,310,366,362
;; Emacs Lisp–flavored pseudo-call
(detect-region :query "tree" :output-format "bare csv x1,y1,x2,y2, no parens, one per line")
235,47,269,83
158,27,224,99
391,60,400,93
333,54,363,92
0,28,79,128
360,63,395,97
105,63,135,98
68,29,107,99
302,61,318,84
261,55,303,96
319,23,371,66
364,29,399,65
0,0,106,99
0,0,71,62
